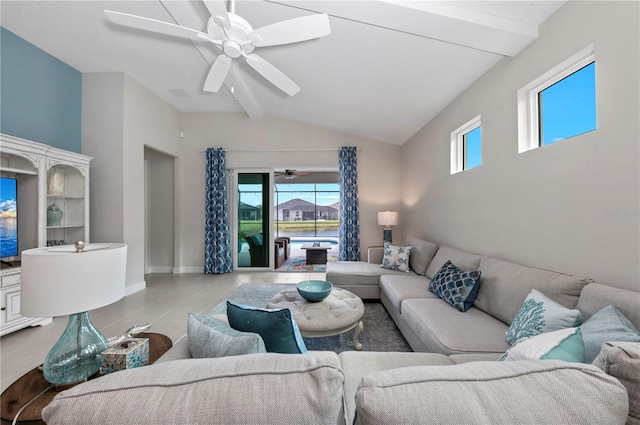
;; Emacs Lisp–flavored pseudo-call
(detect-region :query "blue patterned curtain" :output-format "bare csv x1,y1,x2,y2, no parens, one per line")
339,146,361,261
204,148,233,274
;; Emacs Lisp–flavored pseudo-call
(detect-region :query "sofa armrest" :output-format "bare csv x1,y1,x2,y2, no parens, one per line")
367,246,384,264
593,341,640,424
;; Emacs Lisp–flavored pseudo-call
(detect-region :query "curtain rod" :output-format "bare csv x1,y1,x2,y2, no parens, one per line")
199,148,363,153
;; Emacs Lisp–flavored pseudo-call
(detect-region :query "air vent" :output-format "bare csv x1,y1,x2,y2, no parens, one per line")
168,88,191,98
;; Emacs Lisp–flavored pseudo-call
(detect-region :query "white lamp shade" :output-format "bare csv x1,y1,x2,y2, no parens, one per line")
377,211,398,226
21,243,127,318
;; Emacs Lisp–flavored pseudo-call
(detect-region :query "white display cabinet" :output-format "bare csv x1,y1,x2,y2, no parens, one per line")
0,133,91,336
45,148,91,246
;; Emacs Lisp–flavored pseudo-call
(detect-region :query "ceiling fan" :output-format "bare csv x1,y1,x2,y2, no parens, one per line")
104,0,330,96
275,169,311,180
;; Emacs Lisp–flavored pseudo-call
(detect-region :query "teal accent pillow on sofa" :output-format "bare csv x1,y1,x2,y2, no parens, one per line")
499,327,585,362
188,313,266,358
580,305,640,363
506,289,582,345
227,302,307,354
428,260,482,312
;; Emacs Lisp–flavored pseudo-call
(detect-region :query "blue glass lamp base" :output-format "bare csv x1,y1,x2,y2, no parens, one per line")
43,312,109,386
383,228,392,244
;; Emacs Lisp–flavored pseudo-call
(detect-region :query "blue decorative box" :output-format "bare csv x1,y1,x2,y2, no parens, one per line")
101,338,149,374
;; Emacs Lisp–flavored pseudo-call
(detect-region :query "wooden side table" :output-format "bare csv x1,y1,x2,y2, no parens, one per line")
0,332,172,425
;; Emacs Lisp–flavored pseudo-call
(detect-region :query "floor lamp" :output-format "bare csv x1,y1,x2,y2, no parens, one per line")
21,242,127,386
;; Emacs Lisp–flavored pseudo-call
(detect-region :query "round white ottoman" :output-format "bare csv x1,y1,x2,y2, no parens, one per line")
266,287,365,350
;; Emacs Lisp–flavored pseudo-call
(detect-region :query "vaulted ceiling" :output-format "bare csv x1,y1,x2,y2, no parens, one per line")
1,1,565,145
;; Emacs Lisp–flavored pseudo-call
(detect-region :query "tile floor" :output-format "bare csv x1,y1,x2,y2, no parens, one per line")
0,270,324,392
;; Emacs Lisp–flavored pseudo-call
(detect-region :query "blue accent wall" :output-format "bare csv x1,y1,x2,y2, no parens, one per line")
1,27,81,153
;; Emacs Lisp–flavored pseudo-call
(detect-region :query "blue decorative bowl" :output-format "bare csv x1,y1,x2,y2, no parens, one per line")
297,280,333,302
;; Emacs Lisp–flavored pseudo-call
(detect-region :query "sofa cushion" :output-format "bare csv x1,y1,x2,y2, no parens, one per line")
475,256,591,325
593,342,640,425
188,313,266,358
43,353,345,425
354,360,629,425
406,235,438,275
226,302,307,354
379,274,438,312
339,351,454,425
424,245,484,280
380,242,412,272
326,261,416,299
505,289,582,345
577,283,640,329
401,299,510,355
428,260,482,312
500,327,585,362
581,305,640,363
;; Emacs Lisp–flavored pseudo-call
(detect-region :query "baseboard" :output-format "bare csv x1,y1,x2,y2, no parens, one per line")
147,266,173,273
173,266,203,274
125,280,146,296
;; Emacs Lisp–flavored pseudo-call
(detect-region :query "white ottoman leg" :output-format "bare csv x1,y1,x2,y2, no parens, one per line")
353,321,364,351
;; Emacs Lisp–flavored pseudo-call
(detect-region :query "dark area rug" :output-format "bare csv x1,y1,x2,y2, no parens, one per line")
211,283,412,353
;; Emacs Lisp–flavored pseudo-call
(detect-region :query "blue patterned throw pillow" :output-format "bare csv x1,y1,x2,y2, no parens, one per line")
506,289,582,345
428,260,482,312
380,242,412,272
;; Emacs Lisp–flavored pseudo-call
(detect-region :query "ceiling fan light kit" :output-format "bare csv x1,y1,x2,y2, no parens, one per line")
105,0,331,96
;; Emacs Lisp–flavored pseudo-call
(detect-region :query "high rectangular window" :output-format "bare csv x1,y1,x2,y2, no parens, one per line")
464,126,482,169
518,44,596,153
538,62,596,145
451,115,482,174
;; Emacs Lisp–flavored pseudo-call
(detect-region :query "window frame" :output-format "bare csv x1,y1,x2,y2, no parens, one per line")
451,115,482,174
517,44,595,153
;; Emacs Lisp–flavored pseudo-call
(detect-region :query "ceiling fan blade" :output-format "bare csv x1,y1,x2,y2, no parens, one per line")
245,54,300,96
202,0,231,30
105,10,209,41
249,14,331,47
203,55,232,92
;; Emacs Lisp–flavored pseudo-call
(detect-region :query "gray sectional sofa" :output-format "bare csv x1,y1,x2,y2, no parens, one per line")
327,236,639,359
42,235,639,424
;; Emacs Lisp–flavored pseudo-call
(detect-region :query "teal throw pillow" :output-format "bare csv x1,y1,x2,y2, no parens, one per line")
187,313,266,358
506,289,582,345
428,260,481,312
580,305,640,364
499,327,585,362
380,242,412,272
226,302,307,354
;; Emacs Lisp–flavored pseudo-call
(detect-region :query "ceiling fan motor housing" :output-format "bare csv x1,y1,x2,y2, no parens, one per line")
207,14,255,56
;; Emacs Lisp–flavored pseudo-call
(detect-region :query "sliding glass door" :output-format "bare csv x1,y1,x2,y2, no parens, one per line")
237,173,270,268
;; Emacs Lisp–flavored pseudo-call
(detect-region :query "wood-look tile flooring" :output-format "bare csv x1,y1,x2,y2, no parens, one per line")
0,271,323,392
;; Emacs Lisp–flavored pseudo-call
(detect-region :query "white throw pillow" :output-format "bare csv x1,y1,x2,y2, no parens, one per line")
380,242,412,272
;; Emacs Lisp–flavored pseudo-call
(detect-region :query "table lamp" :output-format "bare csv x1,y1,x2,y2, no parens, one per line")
20,242,127,386
377,211,398,243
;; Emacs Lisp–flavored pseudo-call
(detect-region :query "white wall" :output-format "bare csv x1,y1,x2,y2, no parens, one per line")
82,73,125,244
144,147,175,272
82,73,181,292
401,1,639,291
176,112,402,271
